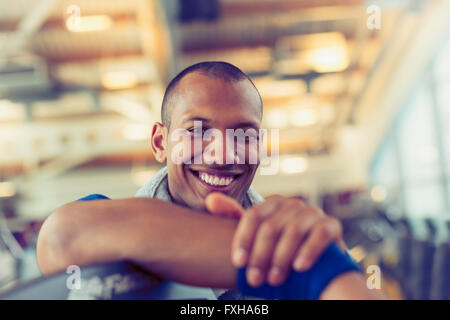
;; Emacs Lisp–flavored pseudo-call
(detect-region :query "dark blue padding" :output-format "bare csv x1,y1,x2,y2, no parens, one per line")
77,194,110,201
0,260,217,300
237,243,361,300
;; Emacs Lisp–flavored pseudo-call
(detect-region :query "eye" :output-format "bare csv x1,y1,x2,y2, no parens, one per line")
234,129,259,142
188,126,206,135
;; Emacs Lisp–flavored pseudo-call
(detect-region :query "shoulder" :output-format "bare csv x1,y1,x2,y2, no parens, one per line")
246,187,264,207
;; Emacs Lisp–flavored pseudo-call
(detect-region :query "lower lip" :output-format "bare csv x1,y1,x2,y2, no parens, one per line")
190,170,238,192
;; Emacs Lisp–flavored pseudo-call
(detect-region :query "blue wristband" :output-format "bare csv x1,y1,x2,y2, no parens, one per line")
76,194,110,201
236,243,361,300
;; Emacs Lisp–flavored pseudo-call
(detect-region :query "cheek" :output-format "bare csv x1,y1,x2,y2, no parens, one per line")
248,142,260,165
191,136,206,163
169,135,206,164
166,157,186,182
235,141,260,165
167,136,192,165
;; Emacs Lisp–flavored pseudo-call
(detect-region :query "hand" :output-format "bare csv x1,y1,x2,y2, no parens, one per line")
205,193,346,287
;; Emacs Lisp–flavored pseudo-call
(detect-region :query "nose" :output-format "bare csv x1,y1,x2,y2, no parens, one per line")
202,130,240,165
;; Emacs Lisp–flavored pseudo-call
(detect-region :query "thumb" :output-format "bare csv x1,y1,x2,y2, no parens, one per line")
205,192,244,219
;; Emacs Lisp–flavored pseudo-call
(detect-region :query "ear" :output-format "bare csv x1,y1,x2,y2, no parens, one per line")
151,122,167,163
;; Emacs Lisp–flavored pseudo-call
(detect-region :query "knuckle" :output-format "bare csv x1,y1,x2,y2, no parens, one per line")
273,252,291,270
285,220,301,238
319,225,332,239
271,254,284,267
285,198,303,209
249,252,270,268
266,194,284,202
247,207,263,221
273,265,288,278
260,221,280,239
328,217,343,237
285,219,298,232
303,207,324,218
235,232,251,246
248,260,265,270
329,215,342,228
317,220,336,240
293,219,308,236
300,250,314,264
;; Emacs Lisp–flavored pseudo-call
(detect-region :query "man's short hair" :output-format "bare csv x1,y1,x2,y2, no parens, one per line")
161,61,262,129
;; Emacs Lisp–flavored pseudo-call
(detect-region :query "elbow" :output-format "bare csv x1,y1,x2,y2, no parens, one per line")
37,204,77,276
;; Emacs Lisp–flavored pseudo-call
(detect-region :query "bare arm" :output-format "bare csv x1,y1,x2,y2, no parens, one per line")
321,272,386,300
37,197,238,288
37,197,385,299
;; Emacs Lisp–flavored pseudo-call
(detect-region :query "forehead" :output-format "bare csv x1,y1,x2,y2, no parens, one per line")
169,72,262,127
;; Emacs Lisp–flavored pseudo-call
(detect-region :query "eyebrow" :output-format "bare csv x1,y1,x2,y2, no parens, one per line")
183,117,259,129
232,122,260,130
184,116,211,123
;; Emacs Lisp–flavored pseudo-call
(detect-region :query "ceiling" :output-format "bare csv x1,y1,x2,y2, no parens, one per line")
0,0,448,182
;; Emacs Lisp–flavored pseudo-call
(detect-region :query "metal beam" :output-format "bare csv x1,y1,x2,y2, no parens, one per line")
0,0,57,64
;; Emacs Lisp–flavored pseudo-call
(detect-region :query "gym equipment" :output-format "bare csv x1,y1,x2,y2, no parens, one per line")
430,220,450,300
393,218,414,299
409,219,436,300
0,260,217,300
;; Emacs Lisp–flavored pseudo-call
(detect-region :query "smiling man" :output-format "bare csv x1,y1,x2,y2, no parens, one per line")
37,61,383,299
149,63,263,211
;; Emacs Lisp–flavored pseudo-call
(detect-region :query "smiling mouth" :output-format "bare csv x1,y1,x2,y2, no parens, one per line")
189,169,242,188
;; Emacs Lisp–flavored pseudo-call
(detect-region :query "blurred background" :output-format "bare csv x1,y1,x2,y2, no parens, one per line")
0,0,449,300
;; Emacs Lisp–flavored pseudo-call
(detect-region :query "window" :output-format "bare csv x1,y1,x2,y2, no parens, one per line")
403,183,445,217
371,138,400,187
397,85,440,182
370,35,450,218
435,72,450,175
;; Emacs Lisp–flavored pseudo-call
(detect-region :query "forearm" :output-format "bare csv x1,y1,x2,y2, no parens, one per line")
117,198,239,288
37,198,386,298
320,272,386,300
37,198,239,288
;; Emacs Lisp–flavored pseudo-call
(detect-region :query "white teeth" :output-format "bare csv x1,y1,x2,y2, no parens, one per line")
198,172,234,186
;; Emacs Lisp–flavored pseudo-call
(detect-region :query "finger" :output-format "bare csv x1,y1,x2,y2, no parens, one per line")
268,209,320,285
293,216,343,272
246,201,302,287
264,194,284,202
336,237,348,251
231,197,284,269
205,192,244,219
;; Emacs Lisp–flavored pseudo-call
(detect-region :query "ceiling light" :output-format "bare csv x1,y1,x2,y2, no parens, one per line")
123,124,149,141
255,78,307,100
280,156,308,174
101,71,138,90
0,100,26,121
276,32,349,74
291,108,319,127
319,105,335,125
311,74,345,95
370,185,387,203
264,108,289,128
306,45,349,73
66,15,112,33
101,93,154,124
0,181,15,198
